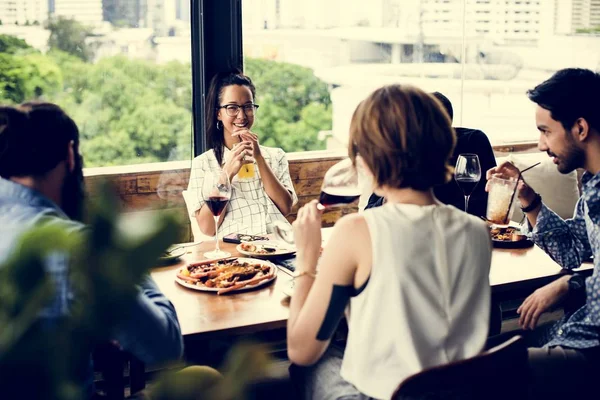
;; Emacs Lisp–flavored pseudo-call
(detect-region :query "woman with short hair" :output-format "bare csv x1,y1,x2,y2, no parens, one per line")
287,84,492,400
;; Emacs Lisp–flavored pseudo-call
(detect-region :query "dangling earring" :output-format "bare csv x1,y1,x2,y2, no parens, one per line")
216,120,223,130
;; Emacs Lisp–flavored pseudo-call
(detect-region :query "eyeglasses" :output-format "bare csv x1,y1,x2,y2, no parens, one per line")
218,104,259,117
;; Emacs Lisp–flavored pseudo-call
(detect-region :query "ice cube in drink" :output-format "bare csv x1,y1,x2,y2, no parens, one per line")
486,177,518,225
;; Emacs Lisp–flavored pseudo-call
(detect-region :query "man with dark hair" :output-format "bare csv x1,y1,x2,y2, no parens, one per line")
365,91,496,217
487,68,600,398
0,103,184,396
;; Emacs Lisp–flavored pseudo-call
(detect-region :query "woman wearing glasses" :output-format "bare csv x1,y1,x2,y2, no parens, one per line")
187,70,297,237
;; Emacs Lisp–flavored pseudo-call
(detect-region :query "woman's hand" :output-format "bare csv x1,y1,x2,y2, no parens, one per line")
223,141,253,181
293,200,323,272
233,130,262,160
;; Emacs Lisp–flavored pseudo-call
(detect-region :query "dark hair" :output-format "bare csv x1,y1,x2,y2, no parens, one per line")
431,91,454,121
349,85,456,191
527,68,600,133
0,102,80,178
205,69,256,165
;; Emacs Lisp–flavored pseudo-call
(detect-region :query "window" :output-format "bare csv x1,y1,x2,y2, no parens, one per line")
0,1,193,169
242,0,600,148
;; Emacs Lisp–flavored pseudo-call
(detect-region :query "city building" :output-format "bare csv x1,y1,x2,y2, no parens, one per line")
175,0,190,22
555,0,600,34
102,0,145,28
92,27,154,60
146,0,177,36
52,0,104,26
0,0,47,26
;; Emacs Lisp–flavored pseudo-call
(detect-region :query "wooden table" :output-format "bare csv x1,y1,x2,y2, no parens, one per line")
151,234,594,340
490,245,592,297
151,240,293,340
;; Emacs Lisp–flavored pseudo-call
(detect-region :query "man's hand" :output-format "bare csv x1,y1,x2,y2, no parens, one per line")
517,275,570,330
486,161,537,208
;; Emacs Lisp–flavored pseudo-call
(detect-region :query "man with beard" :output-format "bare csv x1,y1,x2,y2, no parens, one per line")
486,68,600,399
0,103,184,396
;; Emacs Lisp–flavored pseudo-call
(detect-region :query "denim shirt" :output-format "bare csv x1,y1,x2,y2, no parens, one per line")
527,171,600,349
0,178,184,395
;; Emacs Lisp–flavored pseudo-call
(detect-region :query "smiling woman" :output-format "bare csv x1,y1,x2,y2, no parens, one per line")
186,70,298,239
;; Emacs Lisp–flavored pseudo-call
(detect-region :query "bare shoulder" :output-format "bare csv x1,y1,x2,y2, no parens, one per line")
328,213,370,250
334,213,368,232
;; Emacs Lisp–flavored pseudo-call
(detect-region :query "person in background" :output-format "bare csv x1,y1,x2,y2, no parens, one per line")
0,103,184,397
187,70,297,237
287,85,492,400
486,68,600,399
365,91,496,218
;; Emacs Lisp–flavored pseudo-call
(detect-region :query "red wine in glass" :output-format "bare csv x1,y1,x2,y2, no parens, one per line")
206,196,229,216
319,188,361,208
455,177,479,196
202,169,232,259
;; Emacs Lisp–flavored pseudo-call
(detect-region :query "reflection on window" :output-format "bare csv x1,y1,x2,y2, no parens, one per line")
243,0,600,148
0,1,192,167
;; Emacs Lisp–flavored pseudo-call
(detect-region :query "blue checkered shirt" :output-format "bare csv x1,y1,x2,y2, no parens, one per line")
528,171,600,349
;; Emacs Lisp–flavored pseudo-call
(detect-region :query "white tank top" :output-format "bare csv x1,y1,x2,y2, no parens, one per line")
340,203,492,399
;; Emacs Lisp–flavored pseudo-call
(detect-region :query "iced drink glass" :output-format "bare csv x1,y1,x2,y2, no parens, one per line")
486,176,518,225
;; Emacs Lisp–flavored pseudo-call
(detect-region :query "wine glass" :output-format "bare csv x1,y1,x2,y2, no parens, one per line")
202,169,232,259
454,153,481,213
271,158,361,244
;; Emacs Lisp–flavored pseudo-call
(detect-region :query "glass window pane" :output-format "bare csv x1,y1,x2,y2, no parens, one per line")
0,1,193,167
243,0,464,152
0,1,194,241
243,0,600,149
460,0,599,145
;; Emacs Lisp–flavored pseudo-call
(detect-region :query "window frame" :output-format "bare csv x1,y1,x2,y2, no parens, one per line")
191,0,243,158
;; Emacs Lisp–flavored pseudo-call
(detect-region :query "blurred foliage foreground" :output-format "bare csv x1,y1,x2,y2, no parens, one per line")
0,183,271,399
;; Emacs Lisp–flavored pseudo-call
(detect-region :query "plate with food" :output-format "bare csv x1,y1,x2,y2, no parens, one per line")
236,240,296,259
175,257,277,295
489,226,534,249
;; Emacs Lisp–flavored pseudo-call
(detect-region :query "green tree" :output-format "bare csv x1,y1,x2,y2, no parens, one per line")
0,52,62,104
47,17,93,62
576,26,600,34
244,58,331,152
0,34,36,54
47,55,193,166
0,34,332,167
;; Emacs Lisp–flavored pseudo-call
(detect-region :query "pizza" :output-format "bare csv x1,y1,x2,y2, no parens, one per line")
176,257,275,295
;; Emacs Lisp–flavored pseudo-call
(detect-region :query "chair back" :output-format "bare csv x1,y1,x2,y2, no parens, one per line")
181,190,209,242
392,335,529,400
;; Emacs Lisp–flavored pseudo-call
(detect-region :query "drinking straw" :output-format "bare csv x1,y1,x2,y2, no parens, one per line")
504,162,541,223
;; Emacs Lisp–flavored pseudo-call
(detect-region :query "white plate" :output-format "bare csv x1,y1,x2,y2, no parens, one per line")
175,257,277,294
236,240,296,258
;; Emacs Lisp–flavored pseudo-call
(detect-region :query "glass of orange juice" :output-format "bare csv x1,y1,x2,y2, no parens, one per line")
238,162,255,179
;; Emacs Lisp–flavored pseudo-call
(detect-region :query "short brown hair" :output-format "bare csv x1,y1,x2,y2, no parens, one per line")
349,85,456,191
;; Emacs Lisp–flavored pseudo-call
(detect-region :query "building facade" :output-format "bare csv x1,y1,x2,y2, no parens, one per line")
52,0,104,26
0,0,47,26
